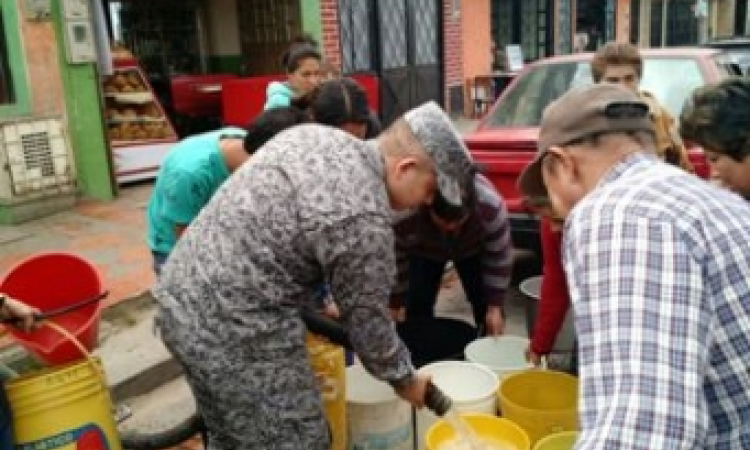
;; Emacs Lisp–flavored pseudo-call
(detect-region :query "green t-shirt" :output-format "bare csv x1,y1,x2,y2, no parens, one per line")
146,127,245,254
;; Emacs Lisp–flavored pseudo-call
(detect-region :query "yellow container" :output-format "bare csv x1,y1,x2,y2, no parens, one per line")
426,413,530,450
498,371,578,446
307,332,346,450
4,356,122,450
533,431,578,450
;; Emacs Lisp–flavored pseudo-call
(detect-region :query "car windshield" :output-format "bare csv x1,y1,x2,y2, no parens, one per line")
485,57,708,128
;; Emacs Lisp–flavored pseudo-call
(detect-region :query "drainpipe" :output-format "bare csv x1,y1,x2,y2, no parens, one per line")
661,0,668,47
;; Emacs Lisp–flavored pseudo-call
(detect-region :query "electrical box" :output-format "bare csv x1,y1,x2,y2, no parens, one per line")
61,0,91,20
64,21,96,64
60,0,95,64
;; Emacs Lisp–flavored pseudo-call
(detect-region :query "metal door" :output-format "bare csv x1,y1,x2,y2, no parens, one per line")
378,0,411,125
409,0,442,112
339,0,442,126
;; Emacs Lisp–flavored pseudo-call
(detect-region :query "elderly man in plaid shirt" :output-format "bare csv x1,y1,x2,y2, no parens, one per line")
518,83,750,449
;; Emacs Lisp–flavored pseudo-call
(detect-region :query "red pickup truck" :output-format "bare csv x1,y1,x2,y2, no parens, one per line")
464,48,733,269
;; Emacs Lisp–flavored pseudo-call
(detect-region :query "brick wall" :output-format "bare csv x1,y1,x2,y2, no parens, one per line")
443,0,463,116
320,0,341,70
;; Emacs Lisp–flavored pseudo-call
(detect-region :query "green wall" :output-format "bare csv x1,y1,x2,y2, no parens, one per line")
52,3,115,201
301,0,322,45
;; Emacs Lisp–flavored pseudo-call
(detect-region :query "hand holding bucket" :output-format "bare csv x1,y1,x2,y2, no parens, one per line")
0,252,106,365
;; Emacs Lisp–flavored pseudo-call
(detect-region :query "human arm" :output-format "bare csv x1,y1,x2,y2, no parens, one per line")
317,215,421,403
477,181,513,335
0,294,40,331
566,215,711,449
528,218,571,363
388,219,415,321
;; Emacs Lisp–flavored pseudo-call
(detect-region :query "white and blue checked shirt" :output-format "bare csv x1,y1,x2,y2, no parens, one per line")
563,153,750,450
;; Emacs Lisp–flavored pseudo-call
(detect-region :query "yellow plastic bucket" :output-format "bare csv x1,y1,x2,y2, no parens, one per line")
426,413,530,450
532,431,578,450
498,370,578,446
5,355,121,450
306,332,346,450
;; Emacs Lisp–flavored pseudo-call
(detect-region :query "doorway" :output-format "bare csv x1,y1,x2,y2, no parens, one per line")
339,0,443,127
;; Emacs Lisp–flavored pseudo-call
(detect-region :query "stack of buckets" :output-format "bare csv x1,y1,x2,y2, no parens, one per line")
344,333,579,450
0,253,120,450
425,335,579,450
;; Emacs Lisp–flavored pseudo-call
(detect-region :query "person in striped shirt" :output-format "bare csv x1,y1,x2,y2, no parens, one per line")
389,171,513,336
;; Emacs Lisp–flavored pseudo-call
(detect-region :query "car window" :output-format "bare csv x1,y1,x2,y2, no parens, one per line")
485,57,708,129
485,62,590,128
639,58,704,118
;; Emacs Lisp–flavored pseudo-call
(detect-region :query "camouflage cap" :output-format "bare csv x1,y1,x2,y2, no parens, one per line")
403,101,475,207
680,77,750,161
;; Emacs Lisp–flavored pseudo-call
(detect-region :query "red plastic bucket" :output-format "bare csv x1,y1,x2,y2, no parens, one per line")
0,252,104,365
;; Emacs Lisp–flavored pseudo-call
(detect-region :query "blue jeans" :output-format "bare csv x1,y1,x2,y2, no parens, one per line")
405,254,487,334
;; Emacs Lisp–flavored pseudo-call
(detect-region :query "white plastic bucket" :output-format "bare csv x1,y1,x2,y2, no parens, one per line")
519,276,576,352
465,336,534,380
345,364,413,450
415,361,499,450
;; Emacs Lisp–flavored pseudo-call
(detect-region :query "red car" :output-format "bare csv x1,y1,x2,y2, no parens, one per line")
465,48,736,265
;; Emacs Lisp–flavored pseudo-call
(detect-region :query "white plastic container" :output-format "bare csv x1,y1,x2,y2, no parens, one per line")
345,364,414,450
415,361,499,450
464,335,534,380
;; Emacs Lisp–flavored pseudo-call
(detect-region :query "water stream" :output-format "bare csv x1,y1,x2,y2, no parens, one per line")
438,407,511,450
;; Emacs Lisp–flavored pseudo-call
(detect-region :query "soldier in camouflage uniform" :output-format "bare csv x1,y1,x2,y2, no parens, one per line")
680,77,750,200
152,102,475,450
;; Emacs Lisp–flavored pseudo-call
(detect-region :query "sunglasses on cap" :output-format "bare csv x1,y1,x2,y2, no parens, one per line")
603,101,649,119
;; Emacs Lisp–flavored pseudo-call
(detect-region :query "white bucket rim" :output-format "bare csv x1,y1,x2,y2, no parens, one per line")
417,361,499,403
464,336,535,373
345,364,400,405
519,276,542,300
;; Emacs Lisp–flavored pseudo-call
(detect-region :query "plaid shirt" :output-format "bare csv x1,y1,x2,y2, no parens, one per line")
563,153,750,450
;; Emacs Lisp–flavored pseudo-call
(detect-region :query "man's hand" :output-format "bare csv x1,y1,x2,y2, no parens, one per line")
2,296,40,331
393,373,431,408
388,296,405,322
525,346,544,367
484,306,504,336
321,300,340,319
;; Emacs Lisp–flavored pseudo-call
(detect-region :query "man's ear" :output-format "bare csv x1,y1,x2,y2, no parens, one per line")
395,157,419,175
546,146,579,177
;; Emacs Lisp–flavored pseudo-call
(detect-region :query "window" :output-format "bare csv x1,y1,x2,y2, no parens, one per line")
0,7,15,104
485,57,708,129
486,62,585,128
